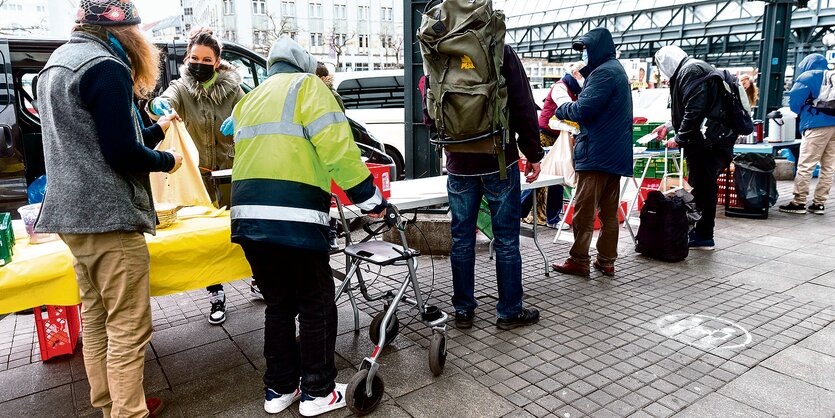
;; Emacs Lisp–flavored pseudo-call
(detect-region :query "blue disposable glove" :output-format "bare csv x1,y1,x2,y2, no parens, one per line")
151,97,172,115
220,117,235,136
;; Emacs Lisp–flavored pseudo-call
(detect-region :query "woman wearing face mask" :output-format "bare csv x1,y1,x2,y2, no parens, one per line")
522,60,585,229
149,27,247,325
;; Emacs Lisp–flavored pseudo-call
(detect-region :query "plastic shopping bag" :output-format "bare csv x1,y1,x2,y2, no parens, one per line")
149,120,213,207
476,197,494,240
539,130,576,187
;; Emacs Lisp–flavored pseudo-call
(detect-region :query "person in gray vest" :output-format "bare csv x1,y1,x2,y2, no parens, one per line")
35,1,182,416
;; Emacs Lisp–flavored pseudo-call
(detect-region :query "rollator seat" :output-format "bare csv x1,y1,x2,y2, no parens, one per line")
344,241,418,266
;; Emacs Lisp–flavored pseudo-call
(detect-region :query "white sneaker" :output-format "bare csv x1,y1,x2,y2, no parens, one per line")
298,383,347,417
250,281,264,301
264,387,301,414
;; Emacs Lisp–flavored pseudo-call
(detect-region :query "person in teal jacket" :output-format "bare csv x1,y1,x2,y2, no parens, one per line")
230,36,386,417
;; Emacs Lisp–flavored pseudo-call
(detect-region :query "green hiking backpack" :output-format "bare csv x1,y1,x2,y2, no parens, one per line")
418,0,509,175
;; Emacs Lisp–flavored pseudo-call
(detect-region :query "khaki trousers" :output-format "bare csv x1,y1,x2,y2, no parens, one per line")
794,125,835,205
569,171,621,266
60,232,153,418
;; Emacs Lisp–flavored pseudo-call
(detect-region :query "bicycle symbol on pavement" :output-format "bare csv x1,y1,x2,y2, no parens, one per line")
654,313,752,350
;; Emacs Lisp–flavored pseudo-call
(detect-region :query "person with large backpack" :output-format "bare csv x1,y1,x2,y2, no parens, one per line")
779,53,835,216
418,0,544,331
550,27,633,278
651,45,749,250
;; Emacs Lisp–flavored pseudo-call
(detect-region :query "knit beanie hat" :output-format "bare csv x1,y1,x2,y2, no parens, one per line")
76,0,142,26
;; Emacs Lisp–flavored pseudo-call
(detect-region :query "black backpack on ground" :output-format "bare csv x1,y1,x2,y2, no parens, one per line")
635,190,690,262
683,69,754,136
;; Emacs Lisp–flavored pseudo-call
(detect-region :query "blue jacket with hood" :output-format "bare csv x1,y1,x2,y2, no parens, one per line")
554,27,633,177
789,53,835,132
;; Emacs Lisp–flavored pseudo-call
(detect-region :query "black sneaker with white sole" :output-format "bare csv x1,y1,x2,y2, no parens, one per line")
808,203,825,215
208,291,226,325
778,202,806,214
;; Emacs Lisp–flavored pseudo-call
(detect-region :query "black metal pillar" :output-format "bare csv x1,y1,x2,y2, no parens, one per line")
756,0,794,122
404,1,441,179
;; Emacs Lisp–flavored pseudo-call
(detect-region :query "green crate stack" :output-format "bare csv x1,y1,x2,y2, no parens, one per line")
0,212,14,266
633,155,687,179
632,123,671,151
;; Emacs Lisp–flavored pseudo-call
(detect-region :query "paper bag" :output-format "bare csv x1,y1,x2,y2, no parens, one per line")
149,120,213,207
540,130,576,187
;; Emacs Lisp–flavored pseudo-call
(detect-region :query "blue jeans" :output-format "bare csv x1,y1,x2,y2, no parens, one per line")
447,164,524,320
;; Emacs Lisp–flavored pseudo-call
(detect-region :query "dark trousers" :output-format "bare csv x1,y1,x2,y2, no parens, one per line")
239,240,337,397
685,146,733,240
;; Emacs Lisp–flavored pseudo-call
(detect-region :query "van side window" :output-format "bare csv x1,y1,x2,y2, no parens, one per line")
18,73,38,119
221,52,265,92
335,75,404,109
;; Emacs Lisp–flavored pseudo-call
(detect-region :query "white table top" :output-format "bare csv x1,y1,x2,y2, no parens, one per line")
734,140,802,153
330,173,564,219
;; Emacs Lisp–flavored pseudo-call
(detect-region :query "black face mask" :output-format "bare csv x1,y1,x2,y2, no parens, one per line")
188,62,215,83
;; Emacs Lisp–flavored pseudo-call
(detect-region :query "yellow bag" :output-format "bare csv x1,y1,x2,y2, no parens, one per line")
149,120,213,207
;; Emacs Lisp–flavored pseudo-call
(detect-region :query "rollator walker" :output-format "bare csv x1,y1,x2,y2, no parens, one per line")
332,196,448,415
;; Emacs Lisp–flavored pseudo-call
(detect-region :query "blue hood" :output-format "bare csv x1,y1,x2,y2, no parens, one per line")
576,28,616,77
797,53,828,75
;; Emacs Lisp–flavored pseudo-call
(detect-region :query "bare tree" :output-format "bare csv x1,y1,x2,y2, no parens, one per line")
328,27,355,71
378,27,404,68
254,11,294,53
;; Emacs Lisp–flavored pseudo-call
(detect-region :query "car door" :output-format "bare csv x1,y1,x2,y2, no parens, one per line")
0,39,26,214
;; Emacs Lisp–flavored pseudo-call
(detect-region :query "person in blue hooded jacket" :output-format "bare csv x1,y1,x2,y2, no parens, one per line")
551,27,633,277
779,53,835,215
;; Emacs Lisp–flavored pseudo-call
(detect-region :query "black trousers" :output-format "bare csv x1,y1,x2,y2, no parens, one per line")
685,146,733,240
239,240,337,397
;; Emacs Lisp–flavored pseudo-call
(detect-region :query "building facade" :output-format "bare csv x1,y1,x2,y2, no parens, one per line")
208,0,404,71
0,0,76,38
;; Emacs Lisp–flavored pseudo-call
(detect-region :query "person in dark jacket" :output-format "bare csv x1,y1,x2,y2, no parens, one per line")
551,27,633,277
35,0,183,416
426,45,544,331
779,53,835,215
651,45,735,250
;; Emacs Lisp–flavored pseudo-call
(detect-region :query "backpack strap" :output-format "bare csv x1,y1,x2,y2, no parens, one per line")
681,70,722,100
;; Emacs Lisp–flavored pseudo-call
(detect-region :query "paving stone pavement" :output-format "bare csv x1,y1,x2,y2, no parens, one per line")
1,179,834,417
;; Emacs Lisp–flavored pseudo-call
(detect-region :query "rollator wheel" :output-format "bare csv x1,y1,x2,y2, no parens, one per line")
428,332,447,376
346,369,385,416
369,311,399,347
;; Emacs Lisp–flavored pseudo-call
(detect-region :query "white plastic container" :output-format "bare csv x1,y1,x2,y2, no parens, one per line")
767,107,797,142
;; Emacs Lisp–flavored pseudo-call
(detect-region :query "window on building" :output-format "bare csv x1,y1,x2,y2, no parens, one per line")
310,33,324,47
381,7,393,21
224,30,236,41
36,5,45,12
185,23,192,31
223,0,234,15
281,1,295,16
308,2,322,18
358,6,369,20
334,33,347,45
184,7,193,15
358,34,369,48
252,0,265,15
287,31,297,39
381,35,393,48
355,62,369,71
334,4,347,19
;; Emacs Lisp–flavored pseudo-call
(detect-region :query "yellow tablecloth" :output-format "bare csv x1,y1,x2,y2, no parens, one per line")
0,214,252,314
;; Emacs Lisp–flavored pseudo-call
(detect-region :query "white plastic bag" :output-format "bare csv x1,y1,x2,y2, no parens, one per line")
149,120,213,207
539,130,576,187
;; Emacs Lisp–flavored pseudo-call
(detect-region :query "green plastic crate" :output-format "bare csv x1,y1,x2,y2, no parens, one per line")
0,212,13,266
633,123,671,150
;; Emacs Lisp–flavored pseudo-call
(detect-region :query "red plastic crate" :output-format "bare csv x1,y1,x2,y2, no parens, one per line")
34,305,81,361
331,163,392,207
562,201,628,229
717,168,741,208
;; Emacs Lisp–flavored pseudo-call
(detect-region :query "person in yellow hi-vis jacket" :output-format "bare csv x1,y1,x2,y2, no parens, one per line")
229,36,387,417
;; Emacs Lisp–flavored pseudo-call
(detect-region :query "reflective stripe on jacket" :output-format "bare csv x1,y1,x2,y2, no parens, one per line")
230,72,382,251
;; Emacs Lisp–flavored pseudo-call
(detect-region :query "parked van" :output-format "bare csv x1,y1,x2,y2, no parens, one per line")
0,37,394,215
333,69,406,179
